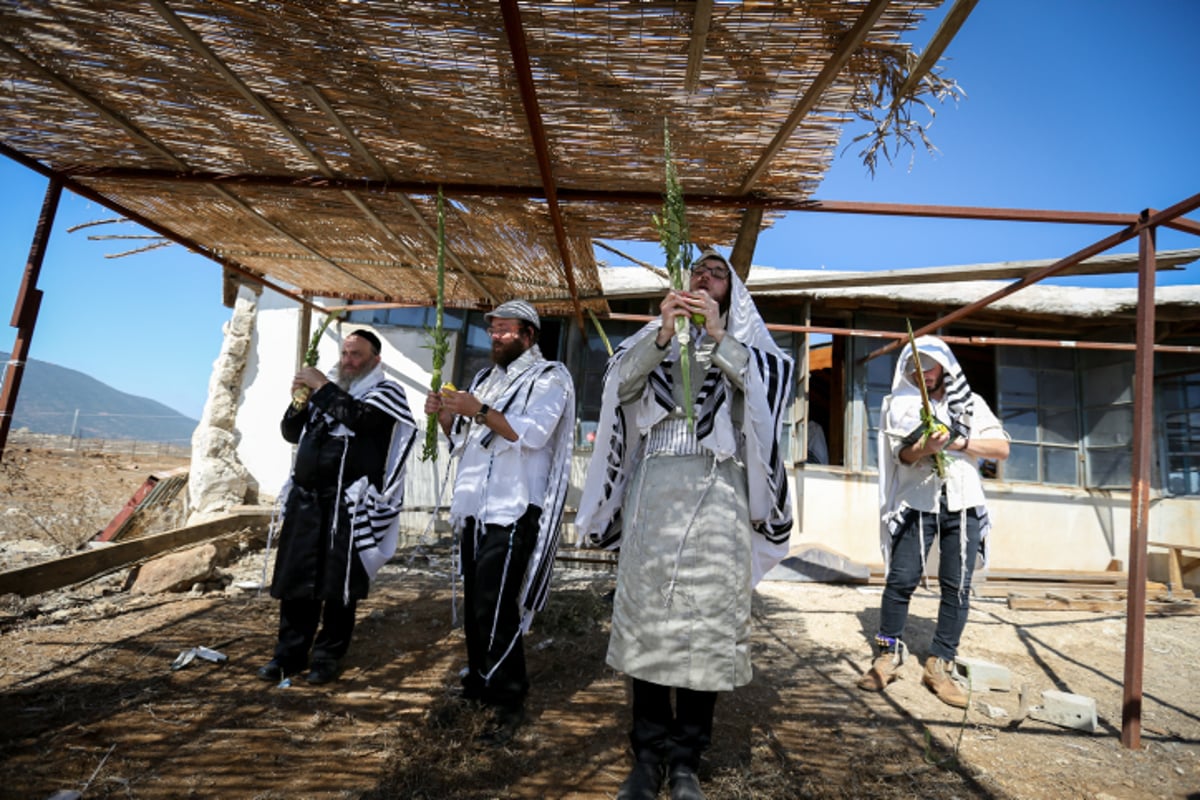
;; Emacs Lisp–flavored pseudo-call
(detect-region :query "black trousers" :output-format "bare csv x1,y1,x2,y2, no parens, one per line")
460,506,540,712
629,678,717,771
273,596,357,672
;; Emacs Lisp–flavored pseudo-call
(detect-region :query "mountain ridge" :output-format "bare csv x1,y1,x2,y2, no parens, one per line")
1,351,198,443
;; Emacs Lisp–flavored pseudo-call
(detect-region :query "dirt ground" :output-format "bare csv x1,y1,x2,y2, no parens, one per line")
2,447,1199,800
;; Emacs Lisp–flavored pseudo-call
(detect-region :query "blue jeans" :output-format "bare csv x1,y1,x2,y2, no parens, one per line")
878,501,982,661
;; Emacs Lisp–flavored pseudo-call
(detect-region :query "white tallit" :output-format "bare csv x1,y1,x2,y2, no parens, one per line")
576,267,794,585
877,335,993,572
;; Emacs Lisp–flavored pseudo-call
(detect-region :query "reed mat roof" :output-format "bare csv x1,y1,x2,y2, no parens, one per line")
1,0,941,316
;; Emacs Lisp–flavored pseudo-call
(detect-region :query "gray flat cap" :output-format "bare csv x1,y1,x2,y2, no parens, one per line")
484,299,540,330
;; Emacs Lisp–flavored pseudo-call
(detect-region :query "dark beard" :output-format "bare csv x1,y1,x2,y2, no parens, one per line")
492,338,527,368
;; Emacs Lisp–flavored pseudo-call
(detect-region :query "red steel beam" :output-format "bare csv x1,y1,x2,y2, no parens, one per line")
0,178,61,462
1121,218,1157,750
49,166,1167,228
0,147,329,316
498,0,585,330
864,189,1200,362
604,313,1200,354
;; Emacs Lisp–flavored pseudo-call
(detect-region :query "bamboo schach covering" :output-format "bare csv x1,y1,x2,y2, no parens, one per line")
1,0,939,314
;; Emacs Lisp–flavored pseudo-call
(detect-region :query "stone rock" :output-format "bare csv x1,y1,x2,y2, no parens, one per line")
186,291,258,523
131,543,219,594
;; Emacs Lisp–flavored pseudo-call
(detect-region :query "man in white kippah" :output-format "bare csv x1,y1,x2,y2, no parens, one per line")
424,299,575,744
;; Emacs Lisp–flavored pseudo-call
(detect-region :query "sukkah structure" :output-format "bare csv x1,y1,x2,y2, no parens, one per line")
4,1,1200,754
0,0,958,320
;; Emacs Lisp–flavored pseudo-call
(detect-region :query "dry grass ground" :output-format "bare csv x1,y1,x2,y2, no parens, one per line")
1,448,1198,799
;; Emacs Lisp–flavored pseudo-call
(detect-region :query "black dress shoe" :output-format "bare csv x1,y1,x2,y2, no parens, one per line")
477,705,526,745
615,760,664,800
667,764,705,800
256,660,286,682
304,660,340,685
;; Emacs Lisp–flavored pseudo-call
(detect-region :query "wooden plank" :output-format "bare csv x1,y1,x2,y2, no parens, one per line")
1148,542,1200,587
870,567,1131,585
1007,594,1200,614
983,568,1129,583
974,581,1168,598
0,511,270,598
1147,541,1200,553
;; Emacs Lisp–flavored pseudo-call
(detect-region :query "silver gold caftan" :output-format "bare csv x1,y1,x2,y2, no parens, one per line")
607,452,753,691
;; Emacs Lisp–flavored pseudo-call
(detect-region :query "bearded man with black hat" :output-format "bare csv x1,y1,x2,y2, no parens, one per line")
258,329,417,685
424,299,575,743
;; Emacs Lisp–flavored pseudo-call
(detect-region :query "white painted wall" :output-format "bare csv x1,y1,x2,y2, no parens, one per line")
790,466,1200,588
233,287,455,503
229,294,1200,590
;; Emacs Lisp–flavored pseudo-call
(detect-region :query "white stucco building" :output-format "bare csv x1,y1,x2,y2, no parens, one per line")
212,251,1200,589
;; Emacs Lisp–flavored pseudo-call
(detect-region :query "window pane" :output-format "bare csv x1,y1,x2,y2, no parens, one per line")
1003,408,1038,442
457,315,492,384
999,347,1035,368
1164,413,1191,451
999,366,1037,404
1039,370,1076,405
1007,443,1039,482
1037,348,1075,371
1161,380,1186,410
1167,456,1200,495
1041,408,1078,444
1082,362,1133,404
867,353,894,389
1087,447,1131,488
1085,406,1133,446
1043,447,1079,485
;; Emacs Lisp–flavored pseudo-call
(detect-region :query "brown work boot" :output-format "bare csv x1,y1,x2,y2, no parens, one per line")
922,656,968,708
857,651,903,691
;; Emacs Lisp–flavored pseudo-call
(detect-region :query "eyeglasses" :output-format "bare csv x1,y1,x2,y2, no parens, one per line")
486,326,522,338
690,263,729,280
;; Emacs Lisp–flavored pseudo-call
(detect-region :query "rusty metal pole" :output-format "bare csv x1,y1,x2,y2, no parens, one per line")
0,177,63,462
1121,213,1157,749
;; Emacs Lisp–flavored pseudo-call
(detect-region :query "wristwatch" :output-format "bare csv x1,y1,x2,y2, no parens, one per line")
474,403,490,425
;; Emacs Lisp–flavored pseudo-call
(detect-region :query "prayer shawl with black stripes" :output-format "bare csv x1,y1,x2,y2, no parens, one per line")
338,369,418,594
877,335,994,575
449,350,575,627
576,270,794,586
269,363,418,604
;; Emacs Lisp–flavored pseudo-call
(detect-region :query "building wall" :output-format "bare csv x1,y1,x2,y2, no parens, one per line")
790,465,1200,589
232,298,1199,590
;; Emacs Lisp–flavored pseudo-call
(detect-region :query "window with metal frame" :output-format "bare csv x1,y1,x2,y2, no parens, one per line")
1158,354,1200,496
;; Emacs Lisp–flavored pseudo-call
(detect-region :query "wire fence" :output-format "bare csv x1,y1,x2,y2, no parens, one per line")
6,430,191,459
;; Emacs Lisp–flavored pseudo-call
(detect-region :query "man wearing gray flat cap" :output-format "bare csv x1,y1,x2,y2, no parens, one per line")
424,298,575,744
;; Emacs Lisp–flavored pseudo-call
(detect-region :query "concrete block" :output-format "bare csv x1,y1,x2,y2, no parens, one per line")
1029,690,1098,733
954,656,1012,692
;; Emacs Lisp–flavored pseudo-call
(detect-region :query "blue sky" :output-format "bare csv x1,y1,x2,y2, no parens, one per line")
2,0,1198,420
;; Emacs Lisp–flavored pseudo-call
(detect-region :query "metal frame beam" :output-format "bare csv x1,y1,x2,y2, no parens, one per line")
0,178,61,462
499,0,585,328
